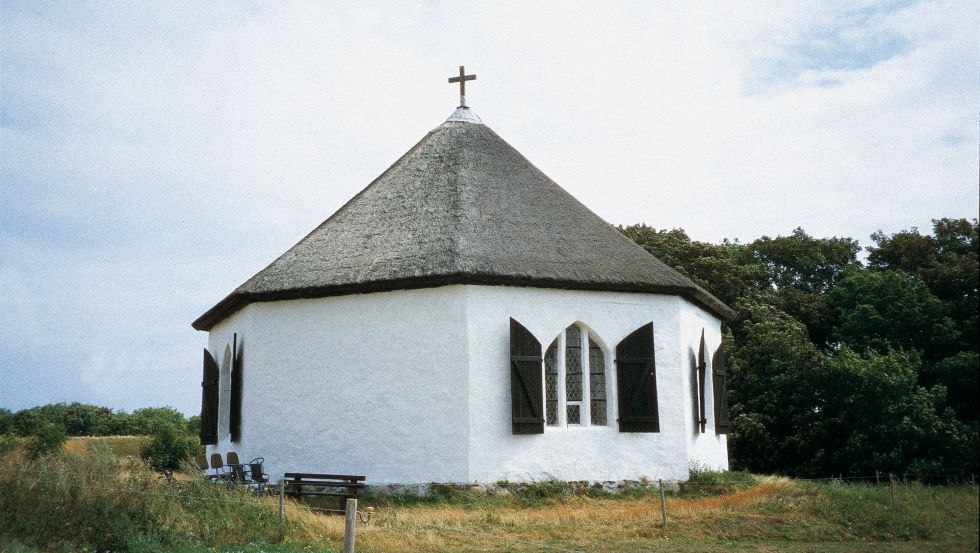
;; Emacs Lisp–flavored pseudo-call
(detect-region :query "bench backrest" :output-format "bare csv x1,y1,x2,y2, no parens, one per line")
283,472,366,482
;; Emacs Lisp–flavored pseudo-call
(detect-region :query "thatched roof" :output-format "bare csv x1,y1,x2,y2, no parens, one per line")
193,108,734,330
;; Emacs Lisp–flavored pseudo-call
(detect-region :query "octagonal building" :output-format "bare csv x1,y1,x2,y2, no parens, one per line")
192,103,734,485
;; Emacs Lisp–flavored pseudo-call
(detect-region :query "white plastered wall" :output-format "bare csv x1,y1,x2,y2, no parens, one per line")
679,301,729,471
203,284,728,484
206,286,471,484
463,285,723,483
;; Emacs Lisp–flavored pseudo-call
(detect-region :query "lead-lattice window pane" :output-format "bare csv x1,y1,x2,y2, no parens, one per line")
590,400,607,425
588,338,606,425
565,326,582,401
544,339,559,426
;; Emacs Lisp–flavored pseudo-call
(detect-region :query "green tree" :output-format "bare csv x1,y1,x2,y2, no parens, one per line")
742,228,860,347
12,410,43,437
811,348,976,476
0,408,13,435
185,415,201,436
743,228,860,295
127,407,187,435
619,225,764,306
926,351,979,422
727,296,826,475
868,218,979,353
34,402,116,436
827,269,958,360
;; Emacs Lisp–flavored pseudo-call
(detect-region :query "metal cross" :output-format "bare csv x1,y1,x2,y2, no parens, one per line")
448,65,476,107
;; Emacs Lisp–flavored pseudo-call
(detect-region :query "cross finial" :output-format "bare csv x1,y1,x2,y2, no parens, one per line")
448,65,476,108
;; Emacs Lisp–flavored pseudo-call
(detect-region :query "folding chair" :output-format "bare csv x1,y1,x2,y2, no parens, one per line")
196,453,220,482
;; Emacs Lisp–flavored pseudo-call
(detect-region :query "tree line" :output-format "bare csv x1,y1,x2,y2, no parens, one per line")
622,217,978,478
0,403,201,468
0,403,199,441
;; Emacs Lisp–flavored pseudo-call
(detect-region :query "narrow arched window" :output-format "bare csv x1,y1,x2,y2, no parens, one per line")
543,323,608,427
565,325,583,424
217,343,232,440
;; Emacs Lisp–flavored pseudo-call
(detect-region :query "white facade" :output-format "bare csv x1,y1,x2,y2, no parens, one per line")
206,284,728,484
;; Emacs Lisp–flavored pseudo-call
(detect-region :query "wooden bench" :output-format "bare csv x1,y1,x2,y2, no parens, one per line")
282,472,366,513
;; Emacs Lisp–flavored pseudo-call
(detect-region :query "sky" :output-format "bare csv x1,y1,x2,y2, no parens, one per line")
1,0,977,416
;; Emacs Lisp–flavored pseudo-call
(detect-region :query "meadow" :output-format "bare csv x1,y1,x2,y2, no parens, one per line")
0,437,977,552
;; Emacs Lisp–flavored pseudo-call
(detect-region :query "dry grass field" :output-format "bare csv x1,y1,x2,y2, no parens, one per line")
290,478,978,552
62,435,150,458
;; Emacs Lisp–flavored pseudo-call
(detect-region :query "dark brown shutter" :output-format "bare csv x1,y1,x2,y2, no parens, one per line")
615,323,659,432
510,318,544,434
200,348,219,445
696,329,707,433
229,333,243,442
712,342,730,434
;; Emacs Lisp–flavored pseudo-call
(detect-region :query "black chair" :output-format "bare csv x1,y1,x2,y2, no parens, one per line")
230,464,249,486
248,458,270,492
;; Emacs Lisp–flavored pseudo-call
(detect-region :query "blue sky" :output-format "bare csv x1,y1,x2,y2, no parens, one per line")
1,0,977,415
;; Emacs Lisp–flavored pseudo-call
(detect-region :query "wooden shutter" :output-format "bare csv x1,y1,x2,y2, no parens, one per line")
229,333,243,442
696,329,707,433
712,342,730,434
615,323,659,432
200,348,219,445
510,318,544,434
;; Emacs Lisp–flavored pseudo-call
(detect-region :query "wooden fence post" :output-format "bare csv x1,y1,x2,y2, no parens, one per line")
875,470,880,485
279,479,285,522
888,473,895,506
658,479,668,537
344,498,358,553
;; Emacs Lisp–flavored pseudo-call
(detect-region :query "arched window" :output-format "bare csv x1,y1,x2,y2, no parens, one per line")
217,343,232,441
544,324,608,427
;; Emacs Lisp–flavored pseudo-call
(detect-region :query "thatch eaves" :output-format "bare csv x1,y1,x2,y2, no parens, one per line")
193,110,734,330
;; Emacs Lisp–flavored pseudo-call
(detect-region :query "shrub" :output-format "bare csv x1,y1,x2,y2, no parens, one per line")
681,463,757,497
0,434,21,454
0,408,13,434
31,422,67,457
140,423,200,470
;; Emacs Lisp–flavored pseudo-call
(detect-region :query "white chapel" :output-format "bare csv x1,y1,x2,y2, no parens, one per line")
192,68,734,485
